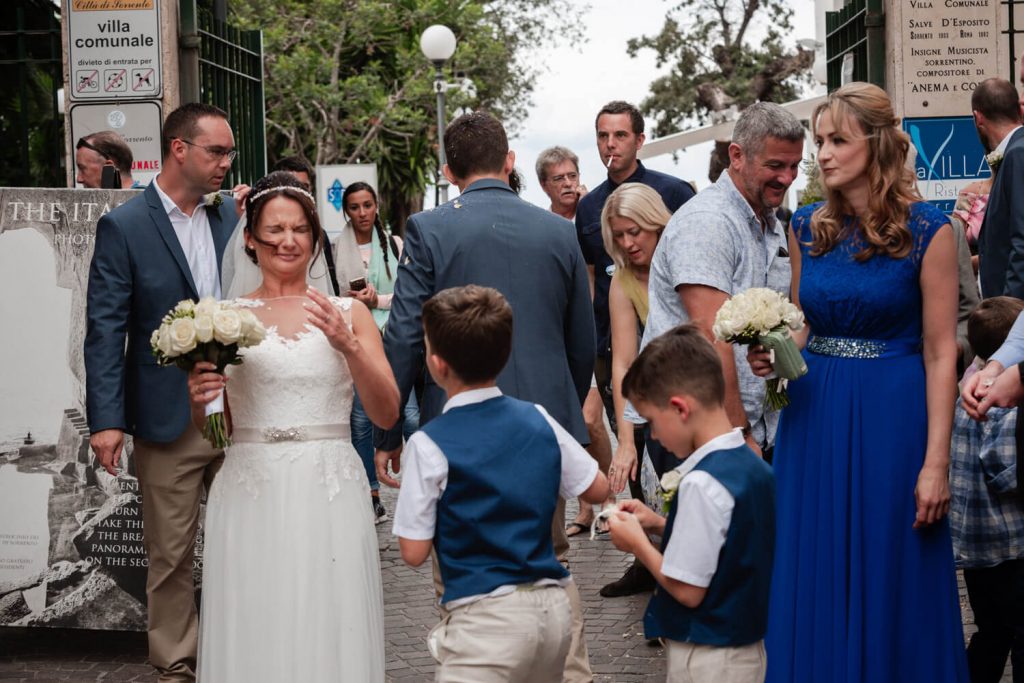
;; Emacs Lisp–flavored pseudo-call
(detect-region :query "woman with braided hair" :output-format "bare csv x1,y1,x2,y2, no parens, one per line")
334,182,419,523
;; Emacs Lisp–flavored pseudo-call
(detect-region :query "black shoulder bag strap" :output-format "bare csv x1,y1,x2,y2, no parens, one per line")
388,232,400,261
322,234,341,296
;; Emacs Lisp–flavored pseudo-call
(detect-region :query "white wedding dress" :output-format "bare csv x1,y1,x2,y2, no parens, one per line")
197,296,385,682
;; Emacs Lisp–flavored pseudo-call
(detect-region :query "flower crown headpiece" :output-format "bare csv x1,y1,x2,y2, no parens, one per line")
248,184,315,205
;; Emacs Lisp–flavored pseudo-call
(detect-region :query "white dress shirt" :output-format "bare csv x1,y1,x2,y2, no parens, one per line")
994,126,1023,157
660,429,746,588
152,175,222,299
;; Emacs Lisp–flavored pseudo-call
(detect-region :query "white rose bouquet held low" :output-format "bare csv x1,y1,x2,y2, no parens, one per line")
151,297,266,448
712,287,808,409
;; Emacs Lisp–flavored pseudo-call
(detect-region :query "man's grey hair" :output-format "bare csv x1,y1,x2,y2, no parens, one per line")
535,146,580,182
732,102,805,157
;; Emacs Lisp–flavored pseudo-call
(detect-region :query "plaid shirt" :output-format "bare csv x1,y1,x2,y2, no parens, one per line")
950,402,1024,568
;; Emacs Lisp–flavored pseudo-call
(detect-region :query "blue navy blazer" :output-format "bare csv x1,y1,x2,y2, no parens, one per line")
980,126,1024,298
374,179,595,449
84,183,236,443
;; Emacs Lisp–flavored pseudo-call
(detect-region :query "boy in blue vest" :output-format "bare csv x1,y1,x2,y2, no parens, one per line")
393,285,610,682
607,324,775,682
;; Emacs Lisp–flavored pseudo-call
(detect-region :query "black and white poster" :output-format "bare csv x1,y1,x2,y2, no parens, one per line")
0,188,203,630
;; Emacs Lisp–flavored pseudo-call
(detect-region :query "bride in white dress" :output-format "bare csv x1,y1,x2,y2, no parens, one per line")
187,172,399,682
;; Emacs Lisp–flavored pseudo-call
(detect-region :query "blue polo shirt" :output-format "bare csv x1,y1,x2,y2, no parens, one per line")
574,161,695,357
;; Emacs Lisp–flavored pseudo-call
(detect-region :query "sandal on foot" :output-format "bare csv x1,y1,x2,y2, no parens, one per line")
565,521,590,537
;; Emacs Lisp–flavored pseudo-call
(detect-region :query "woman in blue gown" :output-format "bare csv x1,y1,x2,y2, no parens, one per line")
750,82,969,681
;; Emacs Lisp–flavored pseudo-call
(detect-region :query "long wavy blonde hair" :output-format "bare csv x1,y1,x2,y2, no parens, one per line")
600,183,672,271
809,82,922,260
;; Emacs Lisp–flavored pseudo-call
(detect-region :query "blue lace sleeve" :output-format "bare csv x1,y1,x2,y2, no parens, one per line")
909,201,951,267
791,202,821,251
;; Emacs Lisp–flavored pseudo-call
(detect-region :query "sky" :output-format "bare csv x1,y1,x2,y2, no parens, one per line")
499,0,821,210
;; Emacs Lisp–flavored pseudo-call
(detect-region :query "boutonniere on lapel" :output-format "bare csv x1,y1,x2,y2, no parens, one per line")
986,151,1004,173
659,469,683,514
204,191,224,209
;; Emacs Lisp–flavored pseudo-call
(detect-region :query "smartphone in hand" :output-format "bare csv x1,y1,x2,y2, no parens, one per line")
349,277,367,291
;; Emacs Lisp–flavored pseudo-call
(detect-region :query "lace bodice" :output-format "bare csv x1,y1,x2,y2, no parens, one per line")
793,202,948,341
219,296,363,499
227,296,355,429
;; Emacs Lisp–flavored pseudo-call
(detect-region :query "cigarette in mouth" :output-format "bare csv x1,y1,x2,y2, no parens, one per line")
606,156,614,168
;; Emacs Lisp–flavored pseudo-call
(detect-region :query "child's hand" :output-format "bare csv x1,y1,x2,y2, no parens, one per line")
607,511,648,555
617,499,665,533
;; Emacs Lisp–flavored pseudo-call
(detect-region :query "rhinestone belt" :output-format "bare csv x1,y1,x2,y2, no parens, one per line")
231,422,351,443
807,335,921,359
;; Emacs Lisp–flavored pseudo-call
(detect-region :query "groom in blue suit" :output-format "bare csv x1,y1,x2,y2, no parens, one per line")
373,111,596,680
85,103,239,682
974,78,1024,298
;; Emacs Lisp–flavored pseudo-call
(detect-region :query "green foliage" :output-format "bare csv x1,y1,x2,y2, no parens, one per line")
627,0,812,139
798,154,824,206
231,0,579,229
0,0,63,188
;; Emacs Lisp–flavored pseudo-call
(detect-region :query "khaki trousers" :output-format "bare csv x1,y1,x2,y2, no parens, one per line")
665,639,767,683
133,426,222,682
431,497,593,682
430,585,572,682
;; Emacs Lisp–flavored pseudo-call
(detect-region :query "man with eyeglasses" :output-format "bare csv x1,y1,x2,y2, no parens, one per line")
536,145,587,220
75,130,142,189
85,102,243,682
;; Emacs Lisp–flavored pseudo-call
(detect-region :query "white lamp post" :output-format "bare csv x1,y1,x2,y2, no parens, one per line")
420,25,457,204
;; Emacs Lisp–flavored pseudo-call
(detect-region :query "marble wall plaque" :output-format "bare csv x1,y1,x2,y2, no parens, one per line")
900,0,1000,117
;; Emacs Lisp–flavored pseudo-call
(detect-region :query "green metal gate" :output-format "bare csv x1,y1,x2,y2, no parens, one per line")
825,0,885,92
180,1,266,187
0,0,63,188
1006,0,1024,82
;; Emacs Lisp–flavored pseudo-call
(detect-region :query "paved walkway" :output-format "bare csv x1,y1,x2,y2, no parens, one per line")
0,488,1010,681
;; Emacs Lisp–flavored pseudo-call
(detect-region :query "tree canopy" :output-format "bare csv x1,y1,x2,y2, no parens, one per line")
231,0,580,229
628,0,812,180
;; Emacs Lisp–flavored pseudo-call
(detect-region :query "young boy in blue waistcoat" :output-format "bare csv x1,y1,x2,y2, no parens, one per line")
392,285,610,683
607,324,775,682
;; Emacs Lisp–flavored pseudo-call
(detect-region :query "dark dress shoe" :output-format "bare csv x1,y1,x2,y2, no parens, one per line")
600,560,656,597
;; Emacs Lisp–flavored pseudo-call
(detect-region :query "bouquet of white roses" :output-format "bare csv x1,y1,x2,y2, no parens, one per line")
712,287,807,409
151,297,266,448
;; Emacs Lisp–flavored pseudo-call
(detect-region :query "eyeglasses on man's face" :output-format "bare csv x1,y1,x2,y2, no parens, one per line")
548,172,579,184
178,138,237,163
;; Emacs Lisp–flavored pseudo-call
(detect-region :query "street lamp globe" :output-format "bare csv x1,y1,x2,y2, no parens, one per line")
420,25,457,64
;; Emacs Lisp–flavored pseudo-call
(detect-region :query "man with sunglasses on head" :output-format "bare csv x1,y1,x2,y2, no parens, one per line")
75,130,142,189
85,102,244,682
